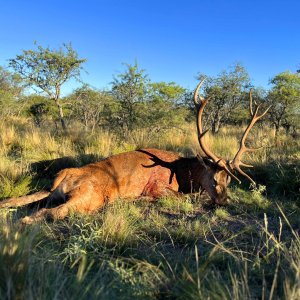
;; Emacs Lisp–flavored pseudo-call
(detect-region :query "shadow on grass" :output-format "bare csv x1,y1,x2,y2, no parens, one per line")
252,159,300,203
29,153,105,190
225,159,299,206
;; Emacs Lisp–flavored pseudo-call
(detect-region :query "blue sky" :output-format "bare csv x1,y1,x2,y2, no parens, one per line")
1,0,299,95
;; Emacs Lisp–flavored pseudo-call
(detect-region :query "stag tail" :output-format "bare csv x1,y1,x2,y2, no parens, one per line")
194,81,271,185
0,190,50,208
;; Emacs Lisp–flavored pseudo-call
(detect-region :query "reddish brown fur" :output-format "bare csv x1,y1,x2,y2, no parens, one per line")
0,148,230,224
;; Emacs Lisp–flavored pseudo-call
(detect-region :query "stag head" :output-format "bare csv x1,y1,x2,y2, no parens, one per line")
193,79,271,204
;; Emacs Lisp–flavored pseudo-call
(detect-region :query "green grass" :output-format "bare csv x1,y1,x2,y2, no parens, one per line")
0,117,299,299
1,197,299,299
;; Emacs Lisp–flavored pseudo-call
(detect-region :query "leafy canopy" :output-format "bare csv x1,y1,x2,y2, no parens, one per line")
197,63,251,133
9,43,86,99
267,71,300,132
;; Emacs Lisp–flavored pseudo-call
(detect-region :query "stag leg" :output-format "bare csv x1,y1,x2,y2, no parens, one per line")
20,183,103,224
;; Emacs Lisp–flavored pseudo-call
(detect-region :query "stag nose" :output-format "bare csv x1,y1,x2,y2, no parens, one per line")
214,191,229,206
212,185,228,205
215,197,228,205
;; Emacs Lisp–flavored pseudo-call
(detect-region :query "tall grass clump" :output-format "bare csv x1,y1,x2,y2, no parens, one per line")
51,201,148,264
0,116,299,299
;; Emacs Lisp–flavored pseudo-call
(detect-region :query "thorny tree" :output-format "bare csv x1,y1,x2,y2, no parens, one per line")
267,71,300,137
111,62,148,133
198,63,251,134
9,43,86,130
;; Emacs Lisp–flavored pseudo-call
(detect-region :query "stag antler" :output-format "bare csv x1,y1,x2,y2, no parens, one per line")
194,81,271,185
193,79,241,183
193,79,216,160
229,90,271,185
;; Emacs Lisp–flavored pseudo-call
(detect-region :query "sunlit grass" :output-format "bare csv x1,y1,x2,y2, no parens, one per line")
158,195,195,214
84,130,118,156
0,116,299,299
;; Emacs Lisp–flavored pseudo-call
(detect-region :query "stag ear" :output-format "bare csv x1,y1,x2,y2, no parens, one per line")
213,172,218,182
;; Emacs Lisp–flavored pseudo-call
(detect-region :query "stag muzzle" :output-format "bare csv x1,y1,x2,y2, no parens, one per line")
213,187,229,205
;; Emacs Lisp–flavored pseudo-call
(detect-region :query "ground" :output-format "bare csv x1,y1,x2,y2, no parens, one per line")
0,121,299,299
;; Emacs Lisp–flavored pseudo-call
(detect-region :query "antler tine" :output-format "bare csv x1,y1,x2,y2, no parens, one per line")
230,91,271,184
194,78,219,162
194,79,242,183
193,78,206,107
239,161,254,168
235,166,256,186
249,90,254,116
257,105,272,119
250,90,272,120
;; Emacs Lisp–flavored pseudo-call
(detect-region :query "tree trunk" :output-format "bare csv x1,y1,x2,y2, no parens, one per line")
91,122,96,134
84,114,88,132
212,113,221,134
274,123,280,140
291,127,298,138
54,87,67,131
284,124,291,135
56,100,67,131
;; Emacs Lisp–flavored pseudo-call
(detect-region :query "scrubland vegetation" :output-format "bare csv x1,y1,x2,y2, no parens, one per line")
0,117,299,299
0,43,299,299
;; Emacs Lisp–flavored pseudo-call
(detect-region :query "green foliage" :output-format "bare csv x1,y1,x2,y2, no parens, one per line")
158,196,194,214
9,43,86,98
149,81,186,103
9,42,86,130
2,57,299,138
254,160,300,202
0,66,23,96
267,71,300,136
228,87,268,125
144,81,188,129
18,94,53,126
110,63,188,135
214,207,231,219
230,185,270,210
0,90,17,117
0,192,299,299
198,63,251,133
0,175,32,199
111,62,149,132
67,85,115,133
0,67,23,117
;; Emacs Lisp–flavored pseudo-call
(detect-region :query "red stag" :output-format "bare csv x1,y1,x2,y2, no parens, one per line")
0,80,270,224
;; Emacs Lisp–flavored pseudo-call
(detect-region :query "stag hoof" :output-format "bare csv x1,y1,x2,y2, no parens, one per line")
20,216,35,225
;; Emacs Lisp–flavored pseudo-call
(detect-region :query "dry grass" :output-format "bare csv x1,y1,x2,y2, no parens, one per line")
0,116,299,299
